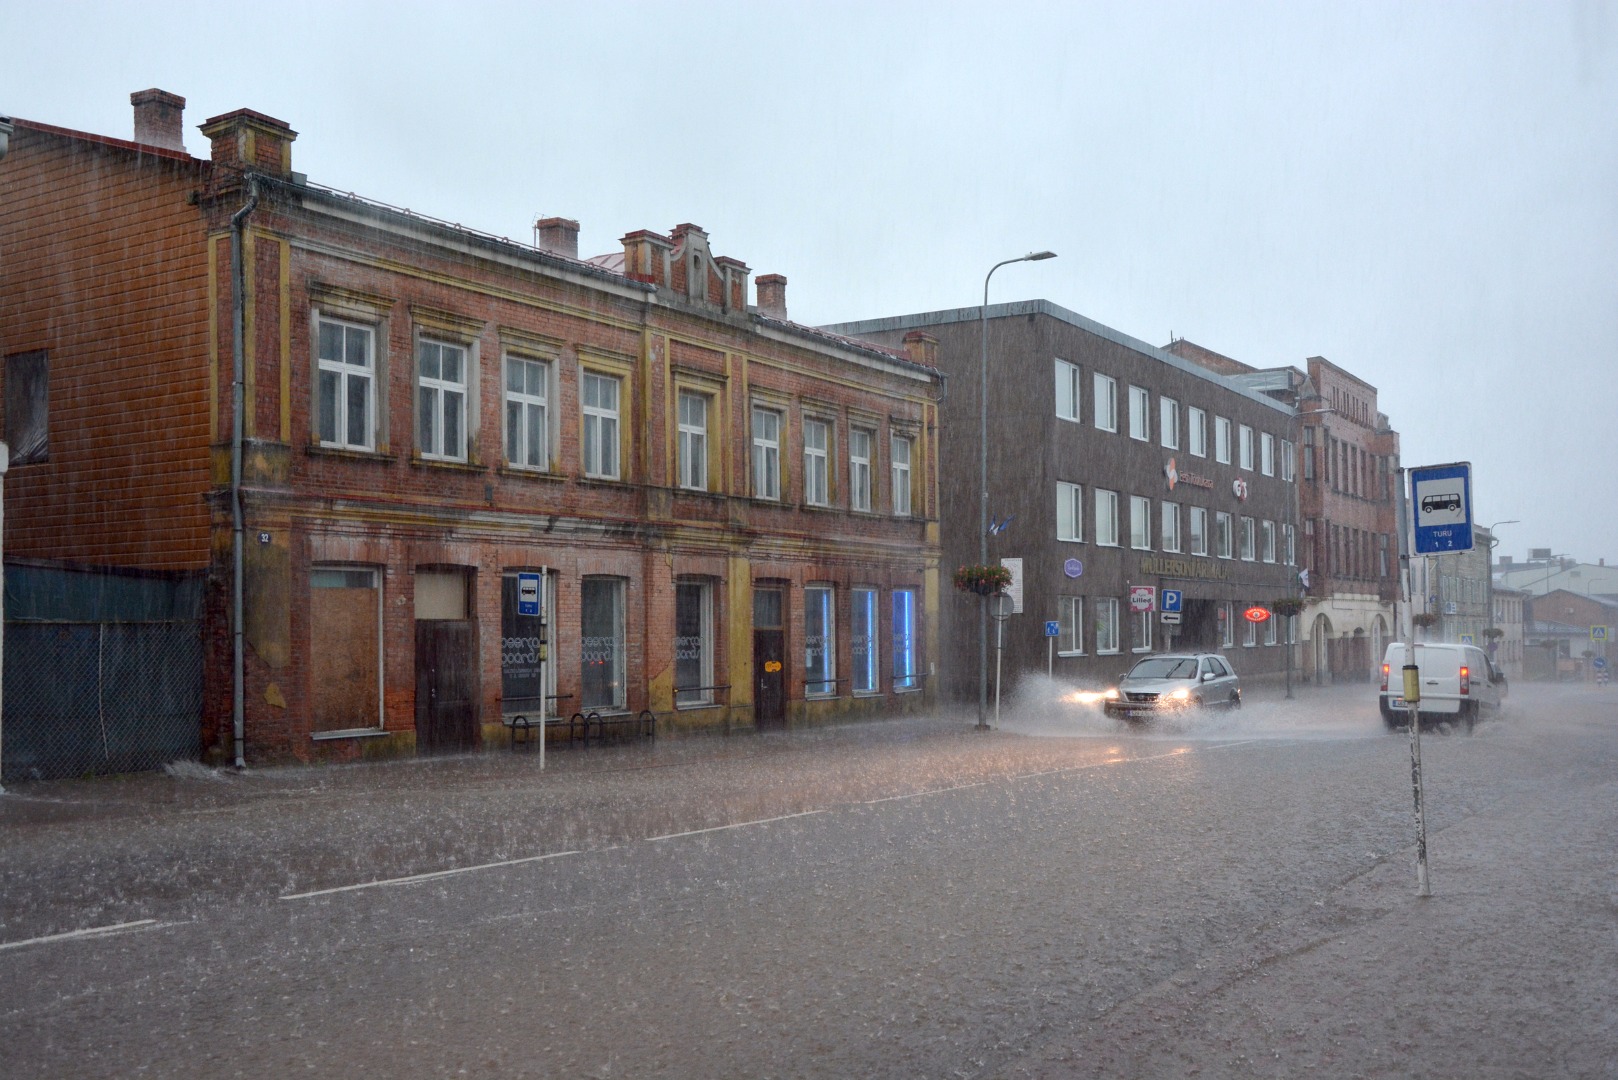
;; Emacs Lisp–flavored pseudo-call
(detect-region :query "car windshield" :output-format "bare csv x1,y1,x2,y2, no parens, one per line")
1128,657,1199,680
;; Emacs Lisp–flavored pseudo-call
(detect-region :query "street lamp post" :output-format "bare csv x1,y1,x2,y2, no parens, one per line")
977,251,1056,731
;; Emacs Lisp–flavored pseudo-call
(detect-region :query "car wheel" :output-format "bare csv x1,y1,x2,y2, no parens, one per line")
1461,703,1477,735
1229,691,1241,710
1380,707,1404,731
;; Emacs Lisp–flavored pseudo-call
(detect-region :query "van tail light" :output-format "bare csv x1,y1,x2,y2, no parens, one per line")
1459,665,1470,695
1381,663,1390,692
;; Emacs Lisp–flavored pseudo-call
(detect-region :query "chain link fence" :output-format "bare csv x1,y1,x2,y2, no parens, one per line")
3,621,202,783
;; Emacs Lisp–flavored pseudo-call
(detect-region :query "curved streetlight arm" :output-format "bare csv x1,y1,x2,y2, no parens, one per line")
976,250,1056,729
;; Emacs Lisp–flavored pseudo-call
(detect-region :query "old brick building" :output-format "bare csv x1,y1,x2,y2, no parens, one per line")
0,92,941,772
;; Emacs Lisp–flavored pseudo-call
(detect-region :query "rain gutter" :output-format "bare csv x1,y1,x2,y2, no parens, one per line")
230,175,259,769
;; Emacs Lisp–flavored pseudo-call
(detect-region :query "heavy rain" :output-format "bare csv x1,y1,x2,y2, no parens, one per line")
3,4,1617,1078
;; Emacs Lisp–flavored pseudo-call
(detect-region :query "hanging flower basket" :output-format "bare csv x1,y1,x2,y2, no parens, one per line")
953,564,1012,596
1411,613,1439,629
1268,597,1307,619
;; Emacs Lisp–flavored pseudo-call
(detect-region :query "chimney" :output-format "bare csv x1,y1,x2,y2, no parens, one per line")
131,89,186,152
756,274,788,320
199,108,297,177
902,330,939,368
621,229,673,287
534,216,579,259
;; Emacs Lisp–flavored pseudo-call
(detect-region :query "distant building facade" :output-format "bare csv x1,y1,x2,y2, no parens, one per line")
1169,346,1400,684
1491,586,1528,680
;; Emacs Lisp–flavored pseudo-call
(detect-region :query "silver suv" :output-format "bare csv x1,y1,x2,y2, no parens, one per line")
1103,653,1242,721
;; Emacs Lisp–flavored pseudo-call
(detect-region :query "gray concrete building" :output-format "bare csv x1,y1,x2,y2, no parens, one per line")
826,300,1301,701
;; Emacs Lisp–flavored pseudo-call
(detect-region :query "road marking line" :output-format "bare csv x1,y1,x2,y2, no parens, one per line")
646,809,828,842
279,850,582,901
0,919,162,951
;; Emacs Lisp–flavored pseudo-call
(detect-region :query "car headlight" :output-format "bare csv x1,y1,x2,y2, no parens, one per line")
1168,688,1191,701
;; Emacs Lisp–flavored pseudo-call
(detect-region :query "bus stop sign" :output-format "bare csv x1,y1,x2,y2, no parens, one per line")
1411,462,1473,554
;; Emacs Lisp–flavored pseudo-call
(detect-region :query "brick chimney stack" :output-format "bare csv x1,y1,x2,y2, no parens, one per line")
534,216,580,259
902,330,939,368
131,89,186,153
199,108,297,177
756,274,787,320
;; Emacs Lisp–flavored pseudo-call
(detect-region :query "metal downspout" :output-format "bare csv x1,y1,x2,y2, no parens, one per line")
230,177,258,769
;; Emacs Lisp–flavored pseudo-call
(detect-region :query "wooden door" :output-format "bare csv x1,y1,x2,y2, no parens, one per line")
415,620,479,753
753,586,786,728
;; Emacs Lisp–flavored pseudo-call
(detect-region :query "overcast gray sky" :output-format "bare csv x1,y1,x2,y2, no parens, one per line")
8,1,1615,564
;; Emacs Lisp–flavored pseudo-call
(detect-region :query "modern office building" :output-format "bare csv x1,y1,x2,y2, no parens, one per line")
827,301,1301,701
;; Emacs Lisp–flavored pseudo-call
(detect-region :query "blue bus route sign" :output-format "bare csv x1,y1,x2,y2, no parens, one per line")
1410,462,1473,555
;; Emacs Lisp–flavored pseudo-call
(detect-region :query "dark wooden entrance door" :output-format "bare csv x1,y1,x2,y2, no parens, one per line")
415,620,479,753
753,586,786,728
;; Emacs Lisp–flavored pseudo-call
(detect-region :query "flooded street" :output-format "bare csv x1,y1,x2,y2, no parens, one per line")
2,682,1615,1078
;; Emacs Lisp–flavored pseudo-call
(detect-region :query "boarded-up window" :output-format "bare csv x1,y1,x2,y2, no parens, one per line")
5,350,48,465
310,567,381,733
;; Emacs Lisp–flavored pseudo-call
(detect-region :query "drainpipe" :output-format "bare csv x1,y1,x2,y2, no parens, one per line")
230,176,259,769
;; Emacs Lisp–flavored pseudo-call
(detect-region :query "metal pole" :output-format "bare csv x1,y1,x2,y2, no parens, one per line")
994,610,1004,728
978,252,1055,731
1397,468,1430,896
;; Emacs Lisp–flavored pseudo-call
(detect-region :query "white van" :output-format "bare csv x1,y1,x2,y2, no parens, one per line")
1379,642,1507,733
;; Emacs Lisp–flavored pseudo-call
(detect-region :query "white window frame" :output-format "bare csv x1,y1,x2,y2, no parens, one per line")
852,587,880,695
1265,611,1278,646
504,354,550,471
892,589,921,691
1285,523,1297,566
1244,608,1258,647
1093,373,1118,432
1262,519,1277,563
1239,424,1255,471
677,389,708,491
1261,432,1275,476
1128,385,1150,441
1057,481,1083,542
891,434,913,517
1189,506,1208,556
1130,495,1152,550
417,337,468,462
804,417,830,507
1133,609,1153,653
316,316,376,451
1160,396,1179,449
1161,501,1181,553
1221,601,1235,648
1281,439,1296,482
1215,415,1231,464
849,428,873,512
752,406,782,500
805,583,837,697
1216,511,1234,559
1095,597,1120,655
1188,406,1207,457
1059,596,1084,655
674,578,715,707
1240,516,1256,561
1095,488,1120,547
582,371,621,480
1055,358,1080,422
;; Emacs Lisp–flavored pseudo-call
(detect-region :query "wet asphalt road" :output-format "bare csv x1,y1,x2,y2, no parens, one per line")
1,683,1614,1078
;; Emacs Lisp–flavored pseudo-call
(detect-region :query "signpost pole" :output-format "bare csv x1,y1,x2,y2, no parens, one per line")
1398,468,1431,897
